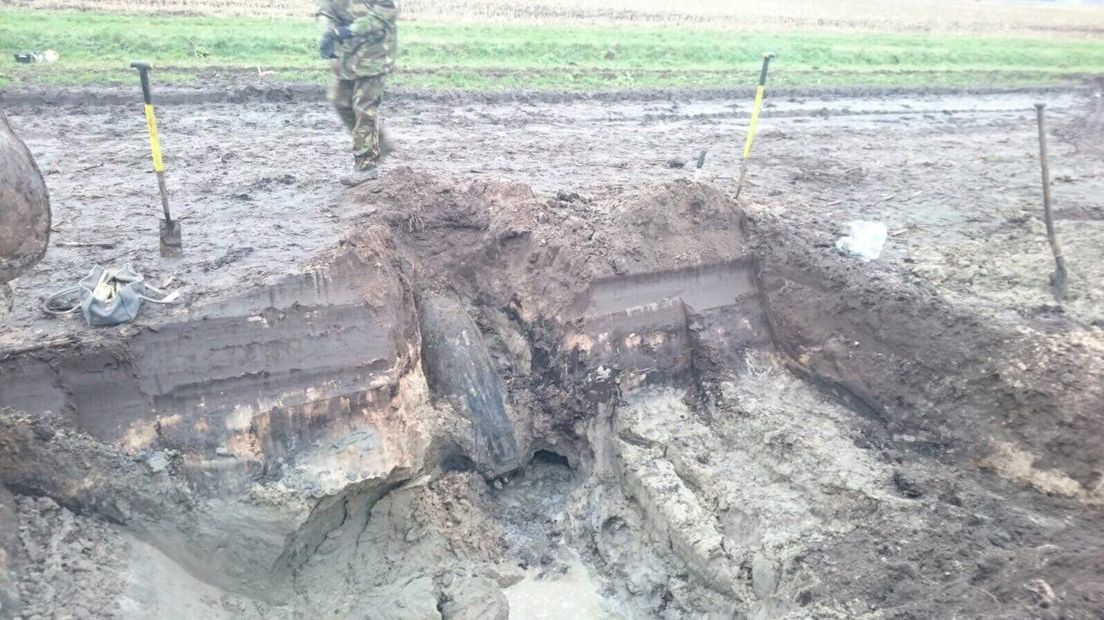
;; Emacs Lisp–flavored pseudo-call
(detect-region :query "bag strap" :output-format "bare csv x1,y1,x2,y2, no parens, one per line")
138,284,180,305
41,286,82,315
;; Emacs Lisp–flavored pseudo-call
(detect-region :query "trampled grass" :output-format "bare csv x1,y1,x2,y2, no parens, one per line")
1,8,1102,90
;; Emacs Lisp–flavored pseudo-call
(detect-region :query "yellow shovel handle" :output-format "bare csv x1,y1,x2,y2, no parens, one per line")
741,53,774,160
132,61,165,173
143,104,164,173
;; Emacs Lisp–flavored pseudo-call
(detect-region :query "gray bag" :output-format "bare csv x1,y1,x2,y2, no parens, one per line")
43,264,177,327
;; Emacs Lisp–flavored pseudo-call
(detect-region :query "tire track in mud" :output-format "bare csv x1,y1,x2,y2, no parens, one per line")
0,82,1090,109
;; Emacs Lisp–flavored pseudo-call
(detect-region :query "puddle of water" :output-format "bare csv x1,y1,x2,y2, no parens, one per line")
504,556,624,620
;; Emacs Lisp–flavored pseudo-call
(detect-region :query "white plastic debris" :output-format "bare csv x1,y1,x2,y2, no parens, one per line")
13,49,59,64
835,220,888,261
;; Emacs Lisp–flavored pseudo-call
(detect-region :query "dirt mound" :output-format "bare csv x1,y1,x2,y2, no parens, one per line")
1,170,1102,619
357,166,748,316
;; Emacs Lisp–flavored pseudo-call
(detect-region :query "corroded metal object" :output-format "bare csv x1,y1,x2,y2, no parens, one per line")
0,111,50,284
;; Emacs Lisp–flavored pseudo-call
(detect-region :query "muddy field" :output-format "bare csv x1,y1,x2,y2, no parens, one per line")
1,83,1103,619
2,84,1103,342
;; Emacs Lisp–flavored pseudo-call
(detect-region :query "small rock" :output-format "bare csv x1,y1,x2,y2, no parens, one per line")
887,561,919,580
973,552,1006,580
35,496,60,512
1035,304,1064,315
145,451,171,473
666,157,687,169
988,529,1013,548
892,578,922,600
892,469,924,498
950,267,974,284
30,419,55,442
751,553,780,599
939,488,964,507
488,564,525,588
1026,578,1058,609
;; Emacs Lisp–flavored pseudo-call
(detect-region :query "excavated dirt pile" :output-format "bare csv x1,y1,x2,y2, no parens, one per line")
1,168,1102,619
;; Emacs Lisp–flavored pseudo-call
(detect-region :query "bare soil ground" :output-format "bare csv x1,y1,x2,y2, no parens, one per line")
1,83,1103,619
2,84,1102,344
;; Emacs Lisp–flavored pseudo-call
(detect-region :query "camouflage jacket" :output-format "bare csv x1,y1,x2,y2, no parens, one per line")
316,0,398,79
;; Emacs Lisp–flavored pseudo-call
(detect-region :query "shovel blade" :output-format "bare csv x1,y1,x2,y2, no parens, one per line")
160,219,183,258
1051,264,1069,301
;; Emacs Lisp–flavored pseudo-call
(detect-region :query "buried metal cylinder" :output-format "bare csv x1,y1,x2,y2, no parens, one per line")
0,111,51,286
418,293,521,475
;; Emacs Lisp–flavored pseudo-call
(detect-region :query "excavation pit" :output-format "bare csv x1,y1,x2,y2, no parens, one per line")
1,170,1102,619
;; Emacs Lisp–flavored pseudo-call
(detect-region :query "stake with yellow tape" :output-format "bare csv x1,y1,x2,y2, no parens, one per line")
131,61,182,257
735,53,774,201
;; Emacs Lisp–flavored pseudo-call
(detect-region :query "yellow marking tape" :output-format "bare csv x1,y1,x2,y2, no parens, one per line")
742,85,766,160
143,103,164,172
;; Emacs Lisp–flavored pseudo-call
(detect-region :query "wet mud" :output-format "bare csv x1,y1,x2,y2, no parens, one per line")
1,168,1102,618
1,84,1103,619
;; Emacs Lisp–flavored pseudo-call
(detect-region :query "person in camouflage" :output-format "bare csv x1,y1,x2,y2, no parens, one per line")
316,0,398,186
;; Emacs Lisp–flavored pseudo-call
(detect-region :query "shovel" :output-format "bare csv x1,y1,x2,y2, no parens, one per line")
735,53,774,201
1034,103,1068,301
131,61,182,257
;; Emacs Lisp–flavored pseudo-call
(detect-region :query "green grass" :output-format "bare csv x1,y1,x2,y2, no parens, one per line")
2,9,1102,90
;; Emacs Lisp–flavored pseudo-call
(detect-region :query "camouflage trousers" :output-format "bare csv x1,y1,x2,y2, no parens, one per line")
328,74,386,171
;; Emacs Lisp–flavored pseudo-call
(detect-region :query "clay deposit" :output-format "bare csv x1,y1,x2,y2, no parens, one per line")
1,166,1102,619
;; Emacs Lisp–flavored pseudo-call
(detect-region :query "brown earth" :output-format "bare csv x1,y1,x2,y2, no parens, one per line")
1,84,1102,345
0,83,1102,619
